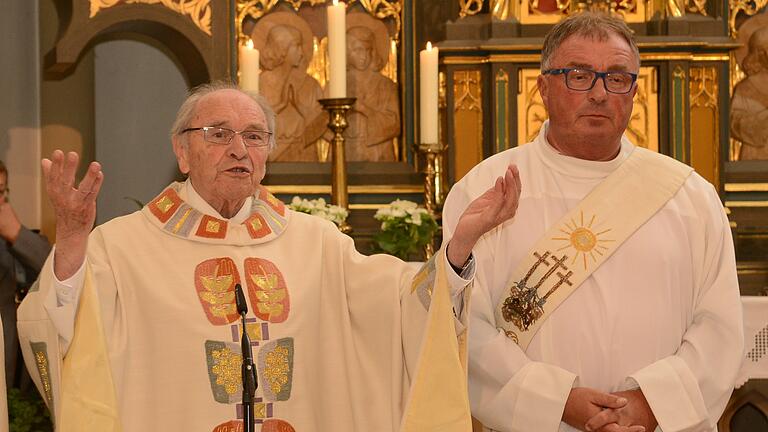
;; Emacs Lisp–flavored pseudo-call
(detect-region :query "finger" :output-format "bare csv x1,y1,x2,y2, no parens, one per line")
77,162,103,196
585,409,621,431
511,164,521,196
593,393,628,409
61,151,80,189
47,150,65,186
85,170,104,202
41,159,53,182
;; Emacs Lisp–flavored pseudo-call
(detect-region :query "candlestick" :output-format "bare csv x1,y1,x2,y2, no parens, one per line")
239,39,260,93
420,42,439,145
319,97,356,234
327,0,347,98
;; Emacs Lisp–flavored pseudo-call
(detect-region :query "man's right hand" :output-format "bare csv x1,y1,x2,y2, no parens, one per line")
41,150,104,280
563,387,645,432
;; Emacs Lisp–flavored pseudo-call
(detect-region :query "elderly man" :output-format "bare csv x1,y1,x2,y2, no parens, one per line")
443,12,743,432
18,83,520,431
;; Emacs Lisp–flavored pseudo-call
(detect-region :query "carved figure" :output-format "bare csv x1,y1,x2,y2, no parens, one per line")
731,26,768,160
345,14,401,161
252,13,327,161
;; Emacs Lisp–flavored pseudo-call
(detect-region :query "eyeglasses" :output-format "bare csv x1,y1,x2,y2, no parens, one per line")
182,126,272,148
543,68,638,94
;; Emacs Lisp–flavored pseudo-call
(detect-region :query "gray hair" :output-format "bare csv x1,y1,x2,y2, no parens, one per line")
170,81,277,151
540,12,640,72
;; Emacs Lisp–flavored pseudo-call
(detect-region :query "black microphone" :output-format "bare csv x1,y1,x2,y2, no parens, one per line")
235,283,248,316
235,283,256,432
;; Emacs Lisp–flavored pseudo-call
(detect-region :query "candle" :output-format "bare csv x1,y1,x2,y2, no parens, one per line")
239,39,260,93
420,41,439,145
327,0,347,98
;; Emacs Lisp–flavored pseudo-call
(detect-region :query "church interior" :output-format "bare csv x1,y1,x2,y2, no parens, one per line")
1,0,768,429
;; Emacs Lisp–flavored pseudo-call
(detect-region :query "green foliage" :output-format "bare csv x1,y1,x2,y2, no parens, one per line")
372,200,438,260
7,388,53,432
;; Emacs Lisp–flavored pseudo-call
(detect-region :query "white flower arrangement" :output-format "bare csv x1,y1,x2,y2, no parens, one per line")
289,196,349,228
373,200,437,260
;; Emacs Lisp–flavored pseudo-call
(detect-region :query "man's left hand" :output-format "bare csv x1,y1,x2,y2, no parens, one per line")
585,389,658,432
448,164,521,267
0,202,22,244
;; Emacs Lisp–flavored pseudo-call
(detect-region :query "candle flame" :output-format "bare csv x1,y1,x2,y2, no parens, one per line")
427,41,433,51
246,39,254,49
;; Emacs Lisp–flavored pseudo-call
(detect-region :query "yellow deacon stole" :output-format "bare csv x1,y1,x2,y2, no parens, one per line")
495,147,693,351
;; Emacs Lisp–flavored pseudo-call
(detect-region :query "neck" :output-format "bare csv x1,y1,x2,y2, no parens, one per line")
546,130,622,161
210,199,246,219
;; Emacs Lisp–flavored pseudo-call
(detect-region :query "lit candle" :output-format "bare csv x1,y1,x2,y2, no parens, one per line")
239,39,260,93
420,41,439,145
327,0,347,98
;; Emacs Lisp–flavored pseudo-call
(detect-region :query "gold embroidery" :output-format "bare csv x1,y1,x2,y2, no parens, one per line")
250,218,263,231
206,220,221,233
173,208,194,233
156,195,175,213
551,211,613,270
244,322,263,340
254,402,267,418
263,346,290,395
34,351,52,404
200,264,237,318
211,347,242,395
251,268,287,319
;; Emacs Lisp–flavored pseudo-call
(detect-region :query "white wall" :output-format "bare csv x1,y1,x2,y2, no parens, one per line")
94,39,188,224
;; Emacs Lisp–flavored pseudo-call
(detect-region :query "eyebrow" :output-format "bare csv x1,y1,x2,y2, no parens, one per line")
565,62,632,72
206,121,268,131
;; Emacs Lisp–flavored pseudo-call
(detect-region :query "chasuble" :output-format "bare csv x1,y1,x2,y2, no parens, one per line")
18,181,472,432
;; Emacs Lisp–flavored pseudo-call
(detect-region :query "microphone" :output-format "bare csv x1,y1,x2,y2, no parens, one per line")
235,283,248,316
234,283,256,432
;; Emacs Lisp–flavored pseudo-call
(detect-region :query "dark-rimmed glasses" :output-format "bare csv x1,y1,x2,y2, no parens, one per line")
182,126,272,148
543,68,638,94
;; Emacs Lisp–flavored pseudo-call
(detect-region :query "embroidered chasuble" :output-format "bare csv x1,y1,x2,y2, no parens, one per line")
443,123,743,432
18,182,472,431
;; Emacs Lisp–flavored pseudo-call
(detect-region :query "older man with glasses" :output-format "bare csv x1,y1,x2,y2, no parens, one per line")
18,83,522,431
442,12,742,432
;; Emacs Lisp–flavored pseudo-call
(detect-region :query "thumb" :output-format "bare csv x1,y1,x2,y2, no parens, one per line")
593,392,628,409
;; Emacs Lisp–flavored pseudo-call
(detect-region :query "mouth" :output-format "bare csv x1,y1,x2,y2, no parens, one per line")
224,167,252,175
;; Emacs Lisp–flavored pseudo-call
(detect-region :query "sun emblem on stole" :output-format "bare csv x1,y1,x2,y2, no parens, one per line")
552,211,614,270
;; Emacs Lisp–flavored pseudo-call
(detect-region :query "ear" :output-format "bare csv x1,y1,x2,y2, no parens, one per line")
537,74,549,109
172,135,190,174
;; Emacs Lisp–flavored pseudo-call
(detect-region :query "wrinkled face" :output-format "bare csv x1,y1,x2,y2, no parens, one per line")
173,89,269,206
538,33,638,152
348,37,372,71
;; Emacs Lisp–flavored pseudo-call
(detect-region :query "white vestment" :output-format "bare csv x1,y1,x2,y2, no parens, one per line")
19,181,471,432
443,124,743,432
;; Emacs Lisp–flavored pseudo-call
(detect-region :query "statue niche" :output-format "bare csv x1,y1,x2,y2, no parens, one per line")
344,12,401,162
731,24,768,161
251,12,327,162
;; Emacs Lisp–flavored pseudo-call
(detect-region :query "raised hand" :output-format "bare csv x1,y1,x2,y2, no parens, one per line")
563,387,646,432
447,164,521,267
585,389,657,432
41,150,104,280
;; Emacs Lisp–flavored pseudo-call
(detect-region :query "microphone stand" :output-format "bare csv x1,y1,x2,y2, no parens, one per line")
235,283,258,432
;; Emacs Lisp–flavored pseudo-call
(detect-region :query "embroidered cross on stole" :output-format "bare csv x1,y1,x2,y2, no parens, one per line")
495,147,693,350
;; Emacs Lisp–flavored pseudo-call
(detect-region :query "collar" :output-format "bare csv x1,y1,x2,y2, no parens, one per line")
141,182,289,245
534,120,635,180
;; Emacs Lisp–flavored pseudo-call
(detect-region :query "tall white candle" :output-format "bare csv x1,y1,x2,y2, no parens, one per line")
420,41,439,145
327,0,347,98
239,39,260,93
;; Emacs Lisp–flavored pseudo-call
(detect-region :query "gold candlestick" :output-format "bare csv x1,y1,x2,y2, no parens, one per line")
319,97,356,234
415,142,445,259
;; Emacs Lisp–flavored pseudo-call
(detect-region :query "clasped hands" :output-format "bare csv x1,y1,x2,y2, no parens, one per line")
563,387,658,432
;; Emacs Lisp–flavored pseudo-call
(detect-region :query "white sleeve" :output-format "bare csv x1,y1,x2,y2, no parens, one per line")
42,247,86,351
444,182,576,432
627,188,743,432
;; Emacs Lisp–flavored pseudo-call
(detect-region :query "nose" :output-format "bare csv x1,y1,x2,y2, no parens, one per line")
587,77,608,103
227,133,248,159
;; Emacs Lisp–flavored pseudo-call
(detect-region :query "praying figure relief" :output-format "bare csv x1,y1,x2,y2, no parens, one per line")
731,23,768,160
345,13,401,162
252,12,327,162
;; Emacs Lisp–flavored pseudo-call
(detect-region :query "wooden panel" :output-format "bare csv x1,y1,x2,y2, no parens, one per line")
453,70,484,181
